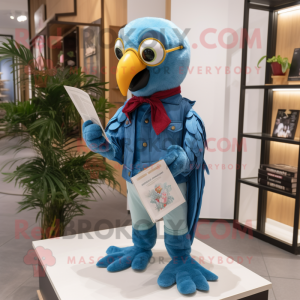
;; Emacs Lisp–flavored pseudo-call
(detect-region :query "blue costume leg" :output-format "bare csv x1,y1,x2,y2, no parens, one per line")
96,182,156,271
127,182,155,231
163,183,188,236
158,184,218,295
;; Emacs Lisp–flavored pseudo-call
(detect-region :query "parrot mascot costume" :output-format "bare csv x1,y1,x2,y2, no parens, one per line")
82,17,218,295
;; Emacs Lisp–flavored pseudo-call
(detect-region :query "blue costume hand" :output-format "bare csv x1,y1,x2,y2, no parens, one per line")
161,145,190,177
158,256,218,294
82,120,115,160
96,245,152,272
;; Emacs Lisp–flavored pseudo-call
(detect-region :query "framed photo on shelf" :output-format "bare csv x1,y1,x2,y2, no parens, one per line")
84,27,96,57
272,109,299,139
34,4,46,35
82,19,101,80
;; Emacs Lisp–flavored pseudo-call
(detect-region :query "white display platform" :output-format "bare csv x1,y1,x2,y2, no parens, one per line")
33,222,271,300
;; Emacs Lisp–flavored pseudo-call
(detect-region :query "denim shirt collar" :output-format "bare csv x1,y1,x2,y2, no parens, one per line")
160,94,182,105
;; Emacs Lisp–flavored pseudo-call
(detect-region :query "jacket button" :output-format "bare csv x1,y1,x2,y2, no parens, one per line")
143,142,147,147
126,120,129,125
171,125,175,130
128,171,131,176
144,119,149,124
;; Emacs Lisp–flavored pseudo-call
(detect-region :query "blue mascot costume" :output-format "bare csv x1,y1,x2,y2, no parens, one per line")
82,17,218,295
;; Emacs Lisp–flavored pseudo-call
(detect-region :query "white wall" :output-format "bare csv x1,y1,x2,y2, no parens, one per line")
0,0,29,38
0,28,15,38
171,0,242,219
0,28,28,44
127,0,166,22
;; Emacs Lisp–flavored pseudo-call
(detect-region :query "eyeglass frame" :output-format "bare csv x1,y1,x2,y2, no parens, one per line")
115,37,184,67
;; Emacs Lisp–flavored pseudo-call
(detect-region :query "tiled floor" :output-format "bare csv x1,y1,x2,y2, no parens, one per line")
0,186,132,300
0,138,300,299
198,221,300,300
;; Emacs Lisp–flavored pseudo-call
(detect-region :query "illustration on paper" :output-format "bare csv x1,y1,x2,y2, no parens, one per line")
147,183,174,211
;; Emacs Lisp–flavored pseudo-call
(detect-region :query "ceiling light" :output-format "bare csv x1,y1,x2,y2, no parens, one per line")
10,16,14,19
278,6,300,14
17,15,27,22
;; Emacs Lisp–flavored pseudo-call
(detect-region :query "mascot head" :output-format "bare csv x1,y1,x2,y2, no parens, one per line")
114,17,190,97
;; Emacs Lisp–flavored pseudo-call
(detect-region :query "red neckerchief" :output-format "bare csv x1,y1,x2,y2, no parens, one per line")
122,86,181,135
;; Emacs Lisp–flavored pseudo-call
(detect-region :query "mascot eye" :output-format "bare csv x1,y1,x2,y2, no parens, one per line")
114,39,124,60
139,39,165,66
142,49,155,62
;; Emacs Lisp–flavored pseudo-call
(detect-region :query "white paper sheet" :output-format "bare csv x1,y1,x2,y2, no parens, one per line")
64,85,110,143
131,160,185,222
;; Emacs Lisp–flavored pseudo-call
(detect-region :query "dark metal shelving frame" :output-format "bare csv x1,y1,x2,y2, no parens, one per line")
234,0,300,255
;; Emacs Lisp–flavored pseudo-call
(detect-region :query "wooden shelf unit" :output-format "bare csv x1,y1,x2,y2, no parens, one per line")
235,0,300,255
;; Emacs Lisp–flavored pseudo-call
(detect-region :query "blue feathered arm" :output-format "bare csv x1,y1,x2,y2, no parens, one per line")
82,105,126,164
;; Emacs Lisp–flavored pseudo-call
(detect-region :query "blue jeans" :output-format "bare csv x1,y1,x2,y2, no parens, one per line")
127,182,188,236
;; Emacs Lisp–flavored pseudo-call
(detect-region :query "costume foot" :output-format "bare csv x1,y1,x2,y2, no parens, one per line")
157,256,218,295
96,245,152,271
96,226,156,272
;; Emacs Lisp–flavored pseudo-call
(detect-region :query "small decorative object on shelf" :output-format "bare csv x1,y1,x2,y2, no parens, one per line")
272,109,299,139
271,75,286,85
58,51,76,68
261,163,298,178
258,164,298,194
257,54,291,76
288,48,300,82
258,178,296,193
259,169,297,183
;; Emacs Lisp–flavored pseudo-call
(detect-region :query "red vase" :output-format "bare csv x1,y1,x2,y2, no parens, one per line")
271,62,285,76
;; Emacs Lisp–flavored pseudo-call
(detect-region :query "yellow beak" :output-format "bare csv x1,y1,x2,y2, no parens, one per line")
116,50,147,96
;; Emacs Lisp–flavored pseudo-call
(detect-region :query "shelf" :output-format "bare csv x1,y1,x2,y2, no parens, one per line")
250,0,300,9
265,218,300,245
234,221,300,254
240,218,300,245
235,0,300,255
239,177,296,198
242,132,300,145
243,85,300,90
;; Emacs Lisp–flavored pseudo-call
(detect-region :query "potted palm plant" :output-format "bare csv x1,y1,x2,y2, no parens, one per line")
0,39,119,238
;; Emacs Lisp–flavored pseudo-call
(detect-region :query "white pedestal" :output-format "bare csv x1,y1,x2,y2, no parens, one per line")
33,222,271,300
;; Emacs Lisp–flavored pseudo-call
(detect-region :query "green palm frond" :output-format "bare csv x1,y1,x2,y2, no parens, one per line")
0,39,34,65
0,39,119,238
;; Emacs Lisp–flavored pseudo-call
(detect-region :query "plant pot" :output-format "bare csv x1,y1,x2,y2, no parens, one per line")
271,62,285,76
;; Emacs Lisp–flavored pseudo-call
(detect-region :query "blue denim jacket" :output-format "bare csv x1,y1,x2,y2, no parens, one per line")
105,94,195,183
